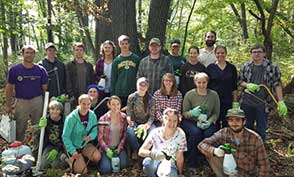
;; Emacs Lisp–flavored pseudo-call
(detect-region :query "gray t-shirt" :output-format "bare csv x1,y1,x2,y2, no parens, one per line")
243,64,267,106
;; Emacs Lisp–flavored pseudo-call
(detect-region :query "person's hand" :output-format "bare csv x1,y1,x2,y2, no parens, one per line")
197,120,211,130
72,152,80,160
106,148,114,159
83,135,90,143
213,146,225,157
246,83,260,92
189,106,201,117
38,117,47,128
127,116,135,127
114,147,121,154
232,102,240,109
135,125,148,140
5,105,12,114
150,150,165,161
47,149,58,162
278,101,288,117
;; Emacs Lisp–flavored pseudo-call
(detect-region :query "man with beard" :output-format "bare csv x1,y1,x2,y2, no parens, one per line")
198,108,270,177
199,31,217,67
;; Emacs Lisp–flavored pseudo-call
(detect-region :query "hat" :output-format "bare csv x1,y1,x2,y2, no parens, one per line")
226,108,245,118
118,35,130,43
137,77,149,85
87,84,100,92
170,39,181,46
45,42,56,50
22,45,37,52
149,38,161,46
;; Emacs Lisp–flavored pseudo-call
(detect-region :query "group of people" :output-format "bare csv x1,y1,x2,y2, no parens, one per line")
5,30,289,176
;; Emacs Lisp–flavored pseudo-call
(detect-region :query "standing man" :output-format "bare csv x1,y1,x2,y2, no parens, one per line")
137,38,174,94
6,45,48,141
39,42,66,98
111,35,140,107
166,39,186,86
239,44,288,141
198,108,270,176
199,31,217,67
65,42,95,106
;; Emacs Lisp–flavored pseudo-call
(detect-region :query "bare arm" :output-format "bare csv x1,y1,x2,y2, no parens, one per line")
175,151,184,175
5,83,14,113
232,90,238,102
138,138,152,158
275,85,284,101
42,84,47,92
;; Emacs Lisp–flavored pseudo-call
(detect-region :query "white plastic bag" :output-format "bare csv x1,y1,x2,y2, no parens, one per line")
0,114,16,142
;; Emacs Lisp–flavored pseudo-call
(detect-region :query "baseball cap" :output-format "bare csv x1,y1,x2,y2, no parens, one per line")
149,38,161,46
22,45,37,52
45,42,57,50
170,39,181,46
137,77,149,85
226,108,245,118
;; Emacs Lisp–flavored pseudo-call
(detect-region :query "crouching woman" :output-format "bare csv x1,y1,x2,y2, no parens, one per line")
62,94,101,174
138,108,187,177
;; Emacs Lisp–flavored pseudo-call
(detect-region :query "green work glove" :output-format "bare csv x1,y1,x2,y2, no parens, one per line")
246,83,260,92
197,120,211,130
38,117,47,128
56,95,66,103
47,149,58,162
232,102,240,109
135,126,144,139
106,148,114,159
189,106,201,117
278,101,288,117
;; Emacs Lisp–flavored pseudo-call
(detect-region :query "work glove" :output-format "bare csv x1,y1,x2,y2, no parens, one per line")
135,126,147,140
106,149,114,159
47,149,58,162
38,117,47,128
232,102,240,109
56,94,66,103
278,101,288,117
189,106,201,118
197,120,211,130
213,146,225,157
246,83,260,92
150,150,165,161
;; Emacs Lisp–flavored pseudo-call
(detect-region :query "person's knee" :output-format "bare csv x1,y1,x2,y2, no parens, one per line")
93,150,101,162
143,157,157,175
99,162,112,174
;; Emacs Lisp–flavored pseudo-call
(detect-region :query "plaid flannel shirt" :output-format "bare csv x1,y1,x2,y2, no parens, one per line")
153,90,182,122
198,127,270,177
239,59,282,107
98,111,127,151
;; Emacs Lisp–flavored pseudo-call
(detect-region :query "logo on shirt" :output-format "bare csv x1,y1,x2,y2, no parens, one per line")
186,70,199,78
118,60,136,70
17,76,23,81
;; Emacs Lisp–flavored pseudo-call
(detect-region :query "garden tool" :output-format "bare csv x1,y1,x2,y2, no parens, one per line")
220,143,237,176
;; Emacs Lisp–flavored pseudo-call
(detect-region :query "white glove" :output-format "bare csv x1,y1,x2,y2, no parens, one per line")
150,150,165,161
213,146,225,157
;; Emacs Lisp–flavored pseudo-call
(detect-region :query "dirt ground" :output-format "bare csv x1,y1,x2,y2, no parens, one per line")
0,87,293,177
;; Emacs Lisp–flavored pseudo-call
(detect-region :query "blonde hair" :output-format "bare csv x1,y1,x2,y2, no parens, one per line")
194,72,209,82
78,94,92,104
49,100,63,111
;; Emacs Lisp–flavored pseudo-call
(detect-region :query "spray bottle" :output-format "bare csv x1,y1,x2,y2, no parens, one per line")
220,143,238,176
111,150,120,173
157,151,174,177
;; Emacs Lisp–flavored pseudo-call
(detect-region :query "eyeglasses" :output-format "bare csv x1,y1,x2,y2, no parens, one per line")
251,50,264,54
139,82,148,87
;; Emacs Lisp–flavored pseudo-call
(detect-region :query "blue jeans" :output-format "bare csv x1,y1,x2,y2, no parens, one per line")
142,157,178,177
98,149,128,174
241,103,267,141
127,123,157,150
180,119,216,167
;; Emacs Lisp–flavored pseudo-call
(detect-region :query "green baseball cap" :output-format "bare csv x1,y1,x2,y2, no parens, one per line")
226,108,245,118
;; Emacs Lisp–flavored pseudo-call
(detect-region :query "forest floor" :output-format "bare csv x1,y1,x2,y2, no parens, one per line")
0,88,293,177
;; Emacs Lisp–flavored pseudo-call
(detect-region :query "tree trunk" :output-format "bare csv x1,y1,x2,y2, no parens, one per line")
145,0,172,54
8,4,17,53
230,3,249,41
109,0,141,56
182,0,197,56
0,0,9,78
94,0,112,60
47,0,53,42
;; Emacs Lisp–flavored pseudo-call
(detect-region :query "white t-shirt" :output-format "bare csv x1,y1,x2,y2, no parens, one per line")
145,127,187,163
104,62,112,93
199,48,216,67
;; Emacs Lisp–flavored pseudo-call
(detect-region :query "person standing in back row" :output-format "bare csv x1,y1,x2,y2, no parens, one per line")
199,31,217,67
137,38,174,94
111,35,140,107
6,45,48,141
65,42,95,108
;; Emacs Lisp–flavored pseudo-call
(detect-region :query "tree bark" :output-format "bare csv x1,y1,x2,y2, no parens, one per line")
47,0,54,42
109,0,141,56
0,0,9,78
145,0,172,54
230,3,249,40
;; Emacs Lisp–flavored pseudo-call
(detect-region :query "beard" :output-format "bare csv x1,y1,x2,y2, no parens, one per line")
206,40,216,47
230,126,244,133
